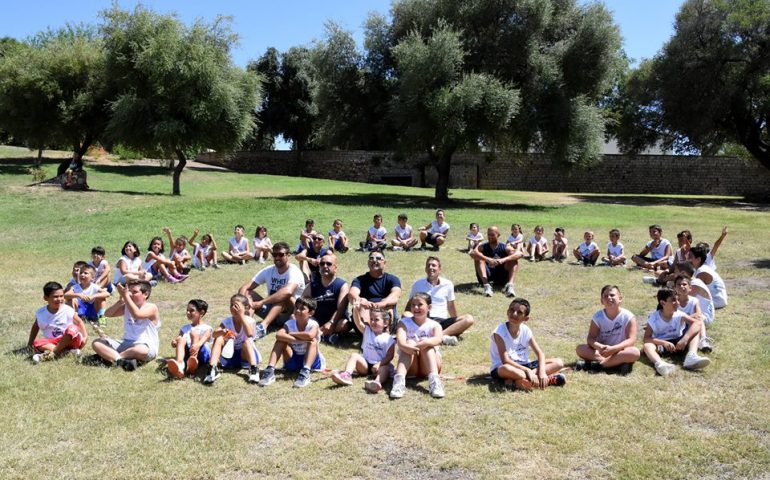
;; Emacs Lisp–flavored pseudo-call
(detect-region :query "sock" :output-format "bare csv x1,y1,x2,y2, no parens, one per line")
97,308,106,316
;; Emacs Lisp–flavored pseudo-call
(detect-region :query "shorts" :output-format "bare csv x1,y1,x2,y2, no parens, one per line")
284,351,324,372
489,360,539,380
581,256,598,266
655,335,686,356
477,264,508,285
33,324,86,351
219,344,262,369
186,343,212,364
425,234,440,246
430,316,458,330
99,337,157,362
77,302,98,321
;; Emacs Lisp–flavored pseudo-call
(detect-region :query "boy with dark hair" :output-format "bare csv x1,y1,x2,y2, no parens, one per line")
28,281,88,362
64,264,110,325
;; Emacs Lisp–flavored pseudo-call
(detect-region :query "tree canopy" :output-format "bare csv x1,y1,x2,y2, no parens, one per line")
101,6,260,195
611,0,770,169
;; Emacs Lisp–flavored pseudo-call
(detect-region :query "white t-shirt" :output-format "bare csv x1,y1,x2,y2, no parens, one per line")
428,220,449,235
221,316,262,363
400,316,441,346
122,305,160,356
645,238,672,260
284,318,325,368
368,226,387,240
252,264,306,298
467,231,484,242
690,277,715,325
179,322,213,347
70,282,102,300
394,224,413,240
646,310,687,340
705,252,717,270
362,325,395,364
529,236,547,247
695,264,728,308
677,296,699,316
89,259,109,280
35,304,76,339
191,243,211,268
143,252,163,272
607,241,624,257
507,233,523,245
578,241,599,257
328,229,346,241
114,255,142,284
409,277,456,319
253,236,272,251
489,322,532,369
229,236,248,253
591,307,634,346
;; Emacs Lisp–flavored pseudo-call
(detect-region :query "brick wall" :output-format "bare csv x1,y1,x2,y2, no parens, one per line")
197,150,770,197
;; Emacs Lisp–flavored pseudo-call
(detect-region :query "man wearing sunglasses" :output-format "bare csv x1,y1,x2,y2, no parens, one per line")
239,242,306,339
348,252,402,333
304,253,351,344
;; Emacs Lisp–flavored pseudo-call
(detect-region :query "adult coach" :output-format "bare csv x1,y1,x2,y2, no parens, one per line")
408,256,475,346
348,251,402,332
470,226,524,297
239,242,305,338
304,253,350,343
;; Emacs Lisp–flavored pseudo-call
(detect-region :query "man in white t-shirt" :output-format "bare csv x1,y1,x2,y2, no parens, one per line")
239,242,306,338
407,256,474,346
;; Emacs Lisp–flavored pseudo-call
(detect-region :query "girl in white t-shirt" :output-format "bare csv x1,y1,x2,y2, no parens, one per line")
114,241,152,284
466,222,484,252
390,293,445,399
526,225,549,261
490,298,565,391
190,230,218,270
506,223,524,252
331,305,395,393
643,288,710,377
144,236,187,284
252,225,273,264
575,285,640,374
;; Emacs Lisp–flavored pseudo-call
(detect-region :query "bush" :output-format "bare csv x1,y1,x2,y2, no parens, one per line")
111,144,144,160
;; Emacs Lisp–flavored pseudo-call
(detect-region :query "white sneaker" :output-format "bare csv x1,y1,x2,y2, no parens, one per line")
392,246,403,251
203,365,221,384
642,276,657,285
483,284,493,297
655,360,676,377
429,375,445,399
683,352,711,370
698,336,714,353
390,374,406,399
247,366,260,383
504,283,516,297
442,335,459,346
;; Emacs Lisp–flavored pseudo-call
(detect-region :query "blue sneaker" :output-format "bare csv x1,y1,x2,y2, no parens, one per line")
293,368,311,388
255,323,266,339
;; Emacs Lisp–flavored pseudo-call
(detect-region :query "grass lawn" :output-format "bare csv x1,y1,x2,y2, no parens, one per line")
1,150,769,479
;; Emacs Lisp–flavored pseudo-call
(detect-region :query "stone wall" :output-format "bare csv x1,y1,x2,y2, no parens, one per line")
197,150,770,197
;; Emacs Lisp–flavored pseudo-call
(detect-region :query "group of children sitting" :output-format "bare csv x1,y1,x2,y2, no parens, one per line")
27,217,728,398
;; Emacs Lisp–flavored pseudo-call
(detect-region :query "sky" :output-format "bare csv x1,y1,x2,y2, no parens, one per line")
2,1,685,68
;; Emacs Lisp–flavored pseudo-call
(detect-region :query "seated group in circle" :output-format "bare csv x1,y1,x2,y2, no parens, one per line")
28,219,728,399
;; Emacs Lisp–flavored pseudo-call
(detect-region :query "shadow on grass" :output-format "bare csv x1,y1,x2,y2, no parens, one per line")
465,373,509,393
570,194,770,211
751,258,770,269
88,163,171,176
275,193,557,212
0,157,65,175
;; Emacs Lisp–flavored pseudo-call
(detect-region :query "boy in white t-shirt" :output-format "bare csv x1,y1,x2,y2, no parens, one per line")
361,214,388,252
259,297,324,388
64,264,110,324
602,229,626,266
89,246,112,291
28,281,88,362
203,294,261,384
167,299,213,379
391,213,419,251
489,298,565,390
419,209,450,251
573,230,600,266
551,227,568,261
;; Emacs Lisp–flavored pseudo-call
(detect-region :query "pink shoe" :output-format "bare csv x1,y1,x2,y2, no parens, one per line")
165,275,179,284
331,370,353,386
174,273,189,281
364,379,382,394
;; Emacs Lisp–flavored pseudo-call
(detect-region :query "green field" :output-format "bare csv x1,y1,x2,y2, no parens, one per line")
1,148,769,479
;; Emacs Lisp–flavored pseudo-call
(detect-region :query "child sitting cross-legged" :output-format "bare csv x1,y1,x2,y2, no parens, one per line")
259,297,325,388
64,264,111,326
489,297,566,391
28,281,89,363
330,303,395,393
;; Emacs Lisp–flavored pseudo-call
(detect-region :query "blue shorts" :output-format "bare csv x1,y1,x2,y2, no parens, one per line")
284,351,323,372
186,343,211,364
77,302,98,321
219,344,262,369
477,264,508,285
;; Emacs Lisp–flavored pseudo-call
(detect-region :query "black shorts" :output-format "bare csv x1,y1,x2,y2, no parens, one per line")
430,316,458,330
425,234,441,245
477,264,508,285
490,360,539,380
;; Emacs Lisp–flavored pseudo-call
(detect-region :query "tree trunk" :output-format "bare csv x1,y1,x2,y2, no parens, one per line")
57,134,93,175
35,148,42,168
432,148,454,201
172,149,187,196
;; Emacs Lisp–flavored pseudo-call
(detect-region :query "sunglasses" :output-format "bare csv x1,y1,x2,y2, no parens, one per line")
368,256,384,261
